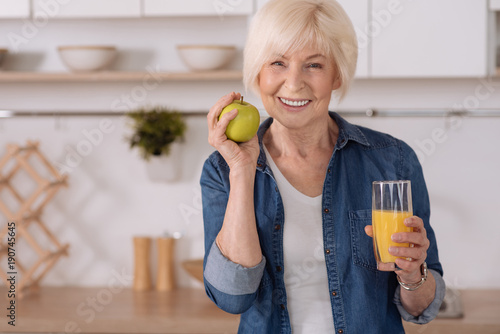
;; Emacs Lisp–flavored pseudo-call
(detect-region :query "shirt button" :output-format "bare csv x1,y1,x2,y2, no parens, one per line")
325,249,331,254
331,291,337,296
338,330,344,334
257,163,263,168
280,304,286,310
327,168,331,173
324,208,330,213
276,266,282,272
274,224,281,231
275,186,278,192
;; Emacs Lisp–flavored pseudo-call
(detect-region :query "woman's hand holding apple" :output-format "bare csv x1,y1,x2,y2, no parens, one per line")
207,92,260,172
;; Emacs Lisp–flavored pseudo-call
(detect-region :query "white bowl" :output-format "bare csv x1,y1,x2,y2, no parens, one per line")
58,45,117,72
177,45,236,71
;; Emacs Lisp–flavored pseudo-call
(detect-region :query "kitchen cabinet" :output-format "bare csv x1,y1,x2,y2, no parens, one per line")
336,0,370,78
491,0,500,11
258,0,488,78
0,0,30,18
371,0,488,78
143,0,253,17
252,0,369,78
255,0,270,11
32,0,141,19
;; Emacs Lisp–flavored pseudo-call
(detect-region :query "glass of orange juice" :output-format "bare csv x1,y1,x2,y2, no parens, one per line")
372,180,413,270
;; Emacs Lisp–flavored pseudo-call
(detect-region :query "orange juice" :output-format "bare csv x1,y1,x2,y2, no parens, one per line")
372,210,413,263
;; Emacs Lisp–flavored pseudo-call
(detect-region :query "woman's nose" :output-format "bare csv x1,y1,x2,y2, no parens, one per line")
284,66,305,92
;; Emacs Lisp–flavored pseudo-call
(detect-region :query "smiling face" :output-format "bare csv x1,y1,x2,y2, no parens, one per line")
258,45,341,131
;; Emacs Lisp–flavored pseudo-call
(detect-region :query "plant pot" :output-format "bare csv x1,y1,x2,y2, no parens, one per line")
144,142,181,182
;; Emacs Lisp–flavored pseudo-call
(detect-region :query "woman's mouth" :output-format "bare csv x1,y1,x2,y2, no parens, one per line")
279,97,311,107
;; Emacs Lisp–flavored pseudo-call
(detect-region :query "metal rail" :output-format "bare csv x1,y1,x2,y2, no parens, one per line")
1,109,500,118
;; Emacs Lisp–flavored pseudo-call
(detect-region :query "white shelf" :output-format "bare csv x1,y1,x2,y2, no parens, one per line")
0,70,243,83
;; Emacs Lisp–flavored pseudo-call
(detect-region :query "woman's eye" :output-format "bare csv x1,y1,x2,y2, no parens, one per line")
308,63,323,69
271,61,284,66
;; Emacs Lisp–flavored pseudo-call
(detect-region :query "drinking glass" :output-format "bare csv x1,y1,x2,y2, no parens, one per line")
372,180,413,270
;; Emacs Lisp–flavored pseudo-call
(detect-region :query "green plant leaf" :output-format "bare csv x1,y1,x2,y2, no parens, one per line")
126,106,187,160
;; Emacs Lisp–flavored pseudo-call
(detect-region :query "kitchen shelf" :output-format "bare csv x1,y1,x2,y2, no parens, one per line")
0,70,243,83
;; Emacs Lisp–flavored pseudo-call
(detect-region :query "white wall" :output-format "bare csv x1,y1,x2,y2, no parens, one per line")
1,18,500,290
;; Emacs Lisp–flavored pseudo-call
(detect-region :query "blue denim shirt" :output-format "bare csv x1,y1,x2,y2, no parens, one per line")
201,112,445,334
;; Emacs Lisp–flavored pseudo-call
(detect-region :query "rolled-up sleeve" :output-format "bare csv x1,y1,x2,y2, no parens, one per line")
200,154,266,314
204,241,266,295
393,269,446,324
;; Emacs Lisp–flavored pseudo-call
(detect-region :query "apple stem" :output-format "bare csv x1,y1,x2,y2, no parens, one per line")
240,96,244,104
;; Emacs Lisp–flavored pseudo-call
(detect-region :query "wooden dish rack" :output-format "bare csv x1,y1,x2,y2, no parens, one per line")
0,141,69,297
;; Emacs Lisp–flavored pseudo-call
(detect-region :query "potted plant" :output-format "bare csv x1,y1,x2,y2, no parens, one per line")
126,106,187,181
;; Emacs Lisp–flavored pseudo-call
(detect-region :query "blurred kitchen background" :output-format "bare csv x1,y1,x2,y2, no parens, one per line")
0,0,500,333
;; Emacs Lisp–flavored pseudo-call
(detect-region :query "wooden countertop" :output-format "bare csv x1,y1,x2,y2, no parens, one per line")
0,287,498,333
404,289,500,334
0,287,240,333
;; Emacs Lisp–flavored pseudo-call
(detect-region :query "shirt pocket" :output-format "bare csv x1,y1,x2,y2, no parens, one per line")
349,209,378,272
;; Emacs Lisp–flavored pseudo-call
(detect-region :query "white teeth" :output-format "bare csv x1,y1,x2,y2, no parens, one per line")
280,98,309,107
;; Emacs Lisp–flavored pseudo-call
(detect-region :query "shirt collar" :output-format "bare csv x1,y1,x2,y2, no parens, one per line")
329,111,370,149
256,111,370,172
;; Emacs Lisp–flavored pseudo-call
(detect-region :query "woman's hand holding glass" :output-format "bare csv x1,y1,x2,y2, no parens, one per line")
207,92,260,172
365,216,430,284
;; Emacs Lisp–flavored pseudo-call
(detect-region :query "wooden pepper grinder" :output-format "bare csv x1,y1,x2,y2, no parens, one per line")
156,236,176,291
133,236,152,291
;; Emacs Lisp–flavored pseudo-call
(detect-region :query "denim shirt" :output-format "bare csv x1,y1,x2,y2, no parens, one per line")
201,112,445,334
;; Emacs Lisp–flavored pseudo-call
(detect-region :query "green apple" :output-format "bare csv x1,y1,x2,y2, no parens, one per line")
219,97,260,142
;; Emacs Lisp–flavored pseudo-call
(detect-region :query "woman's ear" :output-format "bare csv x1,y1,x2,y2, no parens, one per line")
331,76,342,91
256,74,262,97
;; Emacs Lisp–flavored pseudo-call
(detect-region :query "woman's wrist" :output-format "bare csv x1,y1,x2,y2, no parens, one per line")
397,262,428,291
229,164,257,181
398,272,423,285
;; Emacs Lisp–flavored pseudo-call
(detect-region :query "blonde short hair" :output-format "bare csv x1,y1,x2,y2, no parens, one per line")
243,0,358,102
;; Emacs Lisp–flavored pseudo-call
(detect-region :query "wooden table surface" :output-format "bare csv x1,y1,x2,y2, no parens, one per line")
0,287,240,333
404,289,500,334
0,287,499,333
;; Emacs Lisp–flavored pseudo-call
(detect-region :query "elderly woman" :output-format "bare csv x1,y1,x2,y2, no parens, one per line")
200,0,445,333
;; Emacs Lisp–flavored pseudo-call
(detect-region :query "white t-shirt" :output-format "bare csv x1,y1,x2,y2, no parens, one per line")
264,146,335,333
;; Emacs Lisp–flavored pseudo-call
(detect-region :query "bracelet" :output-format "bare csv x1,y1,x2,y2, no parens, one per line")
397,262,428,291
